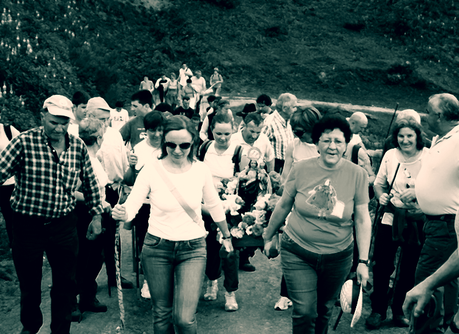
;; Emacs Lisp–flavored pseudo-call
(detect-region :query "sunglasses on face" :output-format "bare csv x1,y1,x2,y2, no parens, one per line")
294,130,305,138
165,142,192,150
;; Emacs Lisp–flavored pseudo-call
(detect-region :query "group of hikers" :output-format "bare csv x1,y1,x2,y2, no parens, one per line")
1,80,459,334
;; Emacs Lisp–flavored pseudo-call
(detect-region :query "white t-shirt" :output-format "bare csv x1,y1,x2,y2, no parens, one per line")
416,126,459,215
0,124,20,186
292,138,319,163
110,109,130,131
203,141,239,180
231,131,275,170
97,127,129,187
124,160,225,241
133,139,161,171
344,134,365,160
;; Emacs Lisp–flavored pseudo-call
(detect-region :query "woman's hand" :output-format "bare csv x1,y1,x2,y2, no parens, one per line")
112,204,128,221
356,263,370,287
222,238,234,253
378,193,391,206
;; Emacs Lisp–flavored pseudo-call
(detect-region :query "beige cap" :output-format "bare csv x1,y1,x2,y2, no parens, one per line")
43,95,74,120
86,97,112,112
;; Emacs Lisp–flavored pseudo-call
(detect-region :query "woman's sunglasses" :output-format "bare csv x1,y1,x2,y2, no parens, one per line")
165,142,192,150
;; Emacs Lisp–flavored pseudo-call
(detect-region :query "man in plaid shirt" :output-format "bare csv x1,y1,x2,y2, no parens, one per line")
262,93,297,173
0,95,103,334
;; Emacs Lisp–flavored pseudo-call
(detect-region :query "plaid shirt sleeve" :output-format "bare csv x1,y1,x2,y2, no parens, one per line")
79,144,104,216
0,136,23,184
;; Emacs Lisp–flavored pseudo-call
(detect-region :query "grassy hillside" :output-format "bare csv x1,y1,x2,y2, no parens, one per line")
0,0,458,130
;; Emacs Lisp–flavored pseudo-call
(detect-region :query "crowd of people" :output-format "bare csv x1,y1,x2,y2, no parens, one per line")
1,79,459,334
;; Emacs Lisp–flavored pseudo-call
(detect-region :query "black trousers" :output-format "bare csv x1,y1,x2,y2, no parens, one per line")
75,202,104,303
12,211,78,334
0,184,15,247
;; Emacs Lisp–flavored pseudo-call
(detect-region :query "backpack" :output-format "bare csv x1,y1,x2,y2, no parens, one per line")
3,125,12,141
197,140,243,175
351,144,374,199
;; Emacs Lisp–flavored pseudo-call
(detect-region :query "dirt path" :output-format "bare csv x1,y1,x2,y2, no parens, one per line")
1,226,453,333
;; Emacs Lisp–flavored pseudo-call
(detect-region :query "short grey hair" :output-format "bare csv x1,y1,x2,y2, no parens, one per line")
275,93,297,111
429,93,459,121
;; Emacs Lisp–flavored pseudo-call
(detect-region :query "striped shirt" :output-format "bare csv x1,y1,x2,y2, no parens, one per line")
0,127,103,218
262,110,294,160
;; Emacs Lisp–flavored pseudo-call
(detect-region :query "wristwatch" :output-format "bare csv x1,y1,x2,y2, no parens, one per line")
358,259,370,266
222,235,232,240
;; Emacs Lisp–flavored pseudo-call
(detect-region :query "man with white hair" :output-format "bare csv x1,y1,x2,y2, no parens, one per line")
262,93,296,173
403,93,459,333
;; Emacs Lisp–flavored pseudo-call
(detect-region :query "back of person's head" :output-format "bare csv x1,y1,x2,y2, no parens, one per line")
207,95,217,104
237,103,257,121
72,91,89,106
275,93,297,111
186,78,192,84
216,99,230,111
211,112,233,130
244,112,264,127
159,115,198,162
155,103,173,113
396,109,421,125
78,118,104,146
115,101,124,108
429,93,459,121
312,114,352,144
391,118,424,150
171,72,177,79
144,111,164,131
290,106,322,133
256,94,272,106
131,90,153,108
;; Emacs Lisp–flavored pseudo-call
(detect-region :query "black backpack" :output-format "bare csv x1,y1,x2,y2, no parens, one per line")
197,140,243,175
351,144,374,199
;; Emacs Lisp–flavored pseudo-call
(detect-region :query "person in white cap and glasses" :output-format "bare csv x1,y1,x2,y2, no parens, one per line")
0,95,104,334
85,97,133,291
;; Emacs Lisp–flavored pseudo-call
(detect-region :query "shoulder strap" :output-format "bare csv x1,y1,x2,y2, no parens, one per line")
152,160,202,225
198,140,212,162
232,144,243,174
351,144,361,165
4,125,12,141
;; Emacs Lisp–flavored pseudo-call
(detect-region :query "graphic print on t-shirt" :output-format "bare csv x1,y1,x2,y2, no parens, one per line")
305,179,345,219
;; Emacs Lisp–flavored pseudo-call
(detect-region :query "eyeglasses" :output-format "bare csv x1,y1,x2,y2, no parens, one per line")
165,142,192,150
319,139,345,147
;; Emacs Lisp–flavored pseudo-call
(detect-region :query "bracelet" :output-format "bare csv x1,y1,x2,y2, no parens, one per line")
222,235,232,240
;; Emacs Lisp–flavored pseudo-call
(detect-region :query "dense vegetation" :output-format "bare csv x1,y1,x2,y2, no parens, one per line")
0,0,458,131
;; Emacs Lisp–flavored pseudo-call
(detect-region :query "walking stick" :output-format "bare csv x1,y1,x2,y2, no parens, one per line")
385,103,399,139
114,223,125,330
369,163,401,259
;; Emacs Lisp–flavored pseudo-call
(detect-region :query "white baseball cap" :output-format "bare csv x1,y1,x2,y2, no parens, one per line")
43,95,74,120
86,97,112,112
340,278,363,328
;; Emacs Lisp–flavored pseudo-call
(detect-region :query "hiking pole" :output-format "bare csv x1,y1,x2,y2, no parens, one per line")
385,103,399,139
369,163,401,260
114,222,125,331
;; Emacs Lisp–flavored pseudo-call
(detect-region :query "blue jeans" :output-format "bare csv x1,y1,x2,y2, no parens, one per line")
281,233,353,334
141,233,207,334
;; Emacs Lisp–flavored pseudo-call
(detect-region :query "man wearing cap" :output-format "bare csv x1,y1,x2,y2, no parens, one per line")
403,93,459,333
0,95,103,334
85,97,132,291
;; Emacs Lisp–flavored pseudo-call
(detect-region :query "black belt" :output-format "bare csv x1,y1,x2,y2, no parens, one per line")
425,214,455,222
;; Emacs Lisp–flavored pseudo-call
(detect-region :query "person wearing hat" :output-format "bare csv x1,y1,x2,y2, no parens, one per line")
0,95,104,334
86,97,132,292
210,67,223,96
